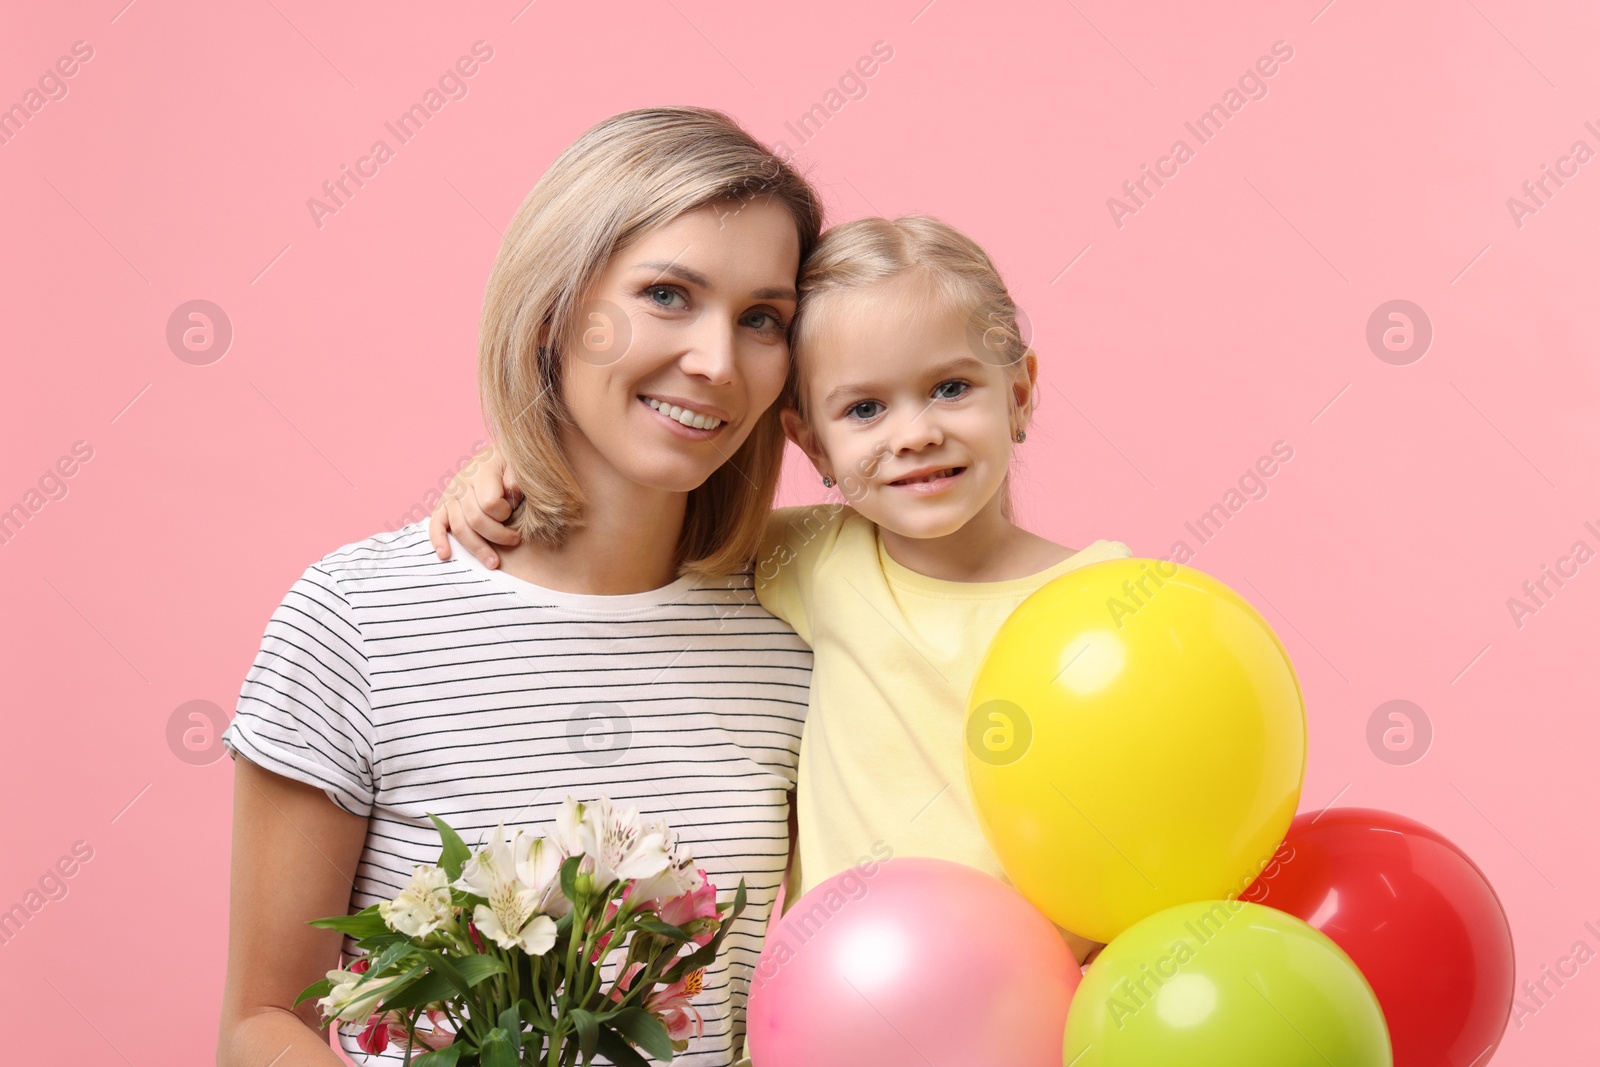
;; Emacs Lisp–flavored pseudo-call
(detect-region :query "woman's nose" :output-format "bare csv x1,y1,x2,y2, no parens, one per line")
678,318,738,386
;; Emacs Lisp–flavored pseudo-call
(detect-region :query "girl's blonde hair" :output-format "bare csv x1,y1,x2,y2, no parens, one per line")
478,107,823,578
788,215,1034,517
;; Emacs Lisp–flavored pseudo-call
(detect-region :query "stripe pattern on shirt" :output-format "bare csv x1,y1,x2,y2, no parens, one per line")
221,523,810,1065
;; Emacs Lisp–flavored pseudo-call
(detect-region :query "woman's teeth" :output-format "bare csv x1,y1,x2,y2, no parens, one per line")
643,397,723,430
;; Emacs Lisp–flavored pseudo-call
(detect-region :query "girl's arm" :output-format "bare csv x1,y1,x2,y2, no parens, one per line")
216,755,369,1066
428,443,522,567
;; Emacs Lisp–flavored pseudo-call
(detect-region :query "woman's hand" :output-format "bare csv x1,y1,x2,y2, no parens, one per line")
428,443,523,567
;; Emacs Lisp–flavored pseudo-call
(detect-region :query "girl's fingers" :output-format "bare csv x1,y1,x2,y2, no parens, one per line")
465,481,522,547
446,496,501,568
428,505,453,560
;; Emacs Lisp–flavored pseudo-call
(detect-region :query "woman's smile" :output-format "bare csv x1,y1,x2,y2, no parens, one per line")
638,393,729,438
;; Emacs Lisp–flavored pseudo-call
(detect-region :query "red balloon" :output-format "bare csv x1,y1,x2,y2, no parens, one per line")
1242,807,1514,1066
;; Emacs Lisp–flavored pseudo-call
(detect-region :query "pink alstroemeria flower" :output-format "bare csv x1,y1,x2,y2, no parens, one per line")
606,963,707,1042
647,969,708,1042
356,1012,394,1055
401,1009,458,1053
357,1008,457,1056
658,874,719,947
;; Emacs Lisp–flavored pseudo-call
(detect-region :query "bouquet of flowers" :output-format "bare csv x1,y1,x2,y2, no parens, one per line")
295,796,746,1066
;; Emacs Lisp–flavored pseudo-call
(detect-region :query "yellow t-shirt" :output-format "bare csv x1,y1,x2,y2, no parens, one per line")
754,504,1133,959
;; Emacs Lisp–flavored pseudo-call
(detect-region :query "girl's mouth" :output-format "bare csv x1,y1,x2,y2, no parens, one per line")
888,467,967,492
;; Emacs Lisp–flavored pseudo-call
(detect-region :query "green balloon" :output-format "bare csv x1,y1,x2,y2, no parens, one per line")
1064,900,1391,1066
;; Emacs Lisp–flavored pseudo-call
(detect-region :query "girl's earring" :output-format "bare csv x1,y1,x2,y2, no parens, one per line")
1014,429,1027,443
822,475,836,488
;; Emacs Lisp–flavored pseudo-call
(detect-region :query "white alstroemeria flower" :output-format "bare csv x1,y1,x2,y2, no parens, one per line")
473,903,557,956
553,797,586,855
577,797,670,891
379,864,455,938
453,822,558,955
630,820,703,906
318,966,410,1023
517,833,571,919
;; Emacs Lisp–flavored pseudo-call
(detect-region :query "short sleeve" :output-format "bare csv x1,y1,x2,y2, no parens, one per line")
753,505,849,646
221,563,376,817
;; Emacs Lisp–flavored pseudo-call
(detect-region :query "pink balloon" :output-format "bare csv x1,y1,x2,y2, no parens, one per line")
747,857,1081,1066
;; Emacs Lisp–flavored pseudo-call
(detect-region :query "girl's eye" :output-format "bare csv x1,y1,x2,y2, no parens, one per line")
846,400,884,421
933,379,969,400
645,285,687,309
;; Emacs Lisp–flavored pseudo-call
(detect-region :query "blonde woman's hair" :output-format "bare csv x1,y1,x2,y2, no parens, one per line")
479,107,823,578
788,215,1034,518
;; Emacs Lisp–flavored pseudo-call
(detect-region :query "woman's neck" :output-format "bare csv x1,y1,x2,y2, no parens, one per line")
494,439,689,596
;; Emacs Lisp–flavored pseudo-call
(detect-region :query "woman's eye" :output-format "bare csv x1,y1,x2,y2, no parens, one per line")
645,285,686,309
846,400,884,421
933,380,969,400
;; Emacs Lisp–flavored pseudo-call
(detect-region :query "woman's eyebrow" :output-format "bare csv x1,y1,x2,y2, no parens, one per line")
638,261,710,288
634,261,796,303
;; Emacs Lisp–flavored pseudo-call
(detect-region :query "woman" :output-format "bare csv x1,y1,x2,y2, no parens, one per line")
216,107,823,1066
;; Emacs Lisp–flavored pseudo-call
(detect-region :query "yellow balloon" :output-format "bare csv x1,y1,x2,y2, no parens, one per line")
964,558,1305,943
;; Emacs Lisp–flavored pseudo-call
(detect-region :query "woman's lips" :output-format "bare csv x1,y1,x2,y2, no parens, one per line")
638,395,727,439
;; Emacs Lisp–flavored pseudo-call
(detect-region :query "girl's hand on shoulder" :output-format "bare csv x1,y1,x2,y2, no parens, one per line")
428,444,523,567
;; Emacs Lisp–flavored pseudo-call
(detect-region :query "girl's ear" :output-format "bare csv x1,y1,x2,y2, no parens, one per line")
779,406,832,477
1014,349,1040,426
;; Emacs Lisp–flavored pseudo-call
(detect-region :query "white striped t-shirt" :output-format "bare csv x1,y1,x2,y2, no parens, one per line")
220,523,811,1065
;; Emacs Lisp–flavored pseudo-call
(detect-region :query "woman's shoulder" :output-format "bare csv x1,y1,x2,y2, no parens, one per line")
305,521,451,586
269,523,464,627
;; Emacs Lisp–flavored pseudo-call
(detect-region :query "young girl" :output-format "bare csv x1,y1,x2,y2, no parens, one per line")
432,215,1131,965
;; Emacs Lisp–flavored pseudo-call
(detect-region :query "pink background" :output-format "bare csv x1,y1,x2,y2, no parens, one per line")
2,0,1597,1062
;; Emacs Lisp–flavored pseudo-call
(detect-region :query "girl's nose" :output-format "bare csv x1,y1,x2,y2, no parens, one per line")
887,410,944,455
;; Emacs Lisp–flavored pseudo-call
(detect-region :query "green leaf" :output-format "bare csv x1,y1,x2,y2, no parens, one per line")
497,1006,522,1051
608,1008,673,1061
411,1045,463,1067
292,977,331,1009
356,932,415,952
378,971,455,1013
634,919,691,942
517,949,535,996
412,948,508,1000
594,1027,652,1067
569,1006,600,1063
308,903,389,939
480,1029,520,1067
356,939,421,984
427,813,473,881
